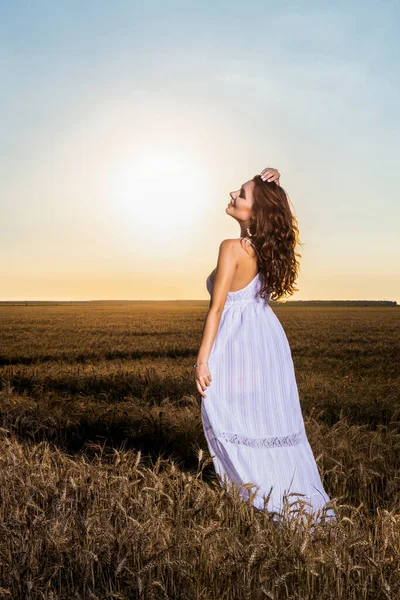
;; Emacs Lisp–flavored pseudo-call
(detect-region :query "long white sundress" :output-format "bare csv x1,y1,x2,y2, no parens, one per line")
201,237,336,523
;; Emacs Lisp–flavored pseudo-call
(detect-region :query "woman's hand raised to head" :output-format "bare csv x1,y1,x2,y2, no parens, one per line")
260,167,281,186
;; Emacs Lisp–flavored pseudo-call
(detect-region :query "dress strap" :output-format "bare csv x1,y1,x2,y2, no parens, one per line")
240,237,262,262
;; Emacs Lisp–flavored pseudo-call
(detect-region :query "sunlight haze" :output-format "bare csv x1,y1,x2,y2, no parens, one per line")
1,1,399,301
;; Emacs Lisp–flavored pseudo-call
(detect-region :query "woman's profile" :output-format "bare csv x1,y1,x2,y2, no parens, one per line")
194,167,336,523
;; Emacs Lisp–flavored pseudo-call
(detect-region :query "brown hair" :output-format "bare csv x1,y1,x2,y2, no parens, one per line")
240,174,304,302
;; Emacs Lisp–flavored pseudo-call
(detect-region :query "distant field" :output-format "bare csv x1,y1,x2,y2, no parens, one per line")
0,299,397,306
0,303,399,599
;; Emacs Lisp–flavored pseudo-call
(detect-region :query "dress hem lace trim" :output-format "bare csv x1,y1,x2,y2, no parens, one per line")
205,426,305,448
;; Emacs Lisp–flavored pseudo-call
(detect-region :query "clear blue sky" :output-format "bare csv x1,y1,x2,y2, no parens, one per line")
1,1,399,301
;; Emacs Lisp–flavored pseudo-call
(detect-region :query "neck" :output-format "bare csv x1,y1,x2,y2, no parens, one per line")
239,220,253,238
240,227,251,237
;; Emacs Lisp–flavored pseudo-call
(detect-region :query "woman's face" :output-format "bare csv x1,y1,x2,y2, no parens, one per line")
226,179,255,221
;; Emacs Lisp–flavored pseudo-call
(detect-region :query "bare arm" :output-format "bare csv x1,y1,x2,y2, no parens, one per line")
195,239,238,398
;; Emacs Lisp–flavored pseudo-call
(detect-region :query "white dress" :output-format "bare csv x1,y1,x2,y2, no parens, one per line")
201,237,335,522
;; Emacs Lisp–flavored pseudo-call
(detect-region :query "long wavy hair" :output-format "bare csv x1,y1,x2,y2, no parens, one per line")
240,174,303,302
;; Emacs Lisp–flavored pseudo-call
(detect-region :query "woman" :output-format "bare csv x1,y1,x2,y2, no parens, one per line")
195,167,335,523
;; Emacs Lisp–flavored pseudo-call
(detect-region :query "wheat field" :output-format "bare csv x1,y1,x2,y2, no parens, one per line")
0,303,399,599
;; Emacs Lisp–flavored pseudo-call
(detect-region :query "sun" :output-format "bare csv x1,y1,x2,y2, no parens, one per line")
106,143,210,248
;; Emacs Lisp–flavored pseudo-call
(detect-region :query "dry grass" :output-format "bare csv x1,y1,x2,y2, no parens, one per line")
0,303,399,599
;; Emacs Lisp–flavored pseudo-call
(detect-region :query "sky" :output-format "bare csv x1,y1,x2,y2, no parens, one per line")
1,0,399,301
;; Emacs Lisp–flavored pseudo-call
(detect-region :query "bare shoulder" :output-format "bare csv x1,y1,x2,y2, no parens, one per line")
218,237,255,257
218,238,238,248
219,238,246,250
210,238,254,283
216,238,242,258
